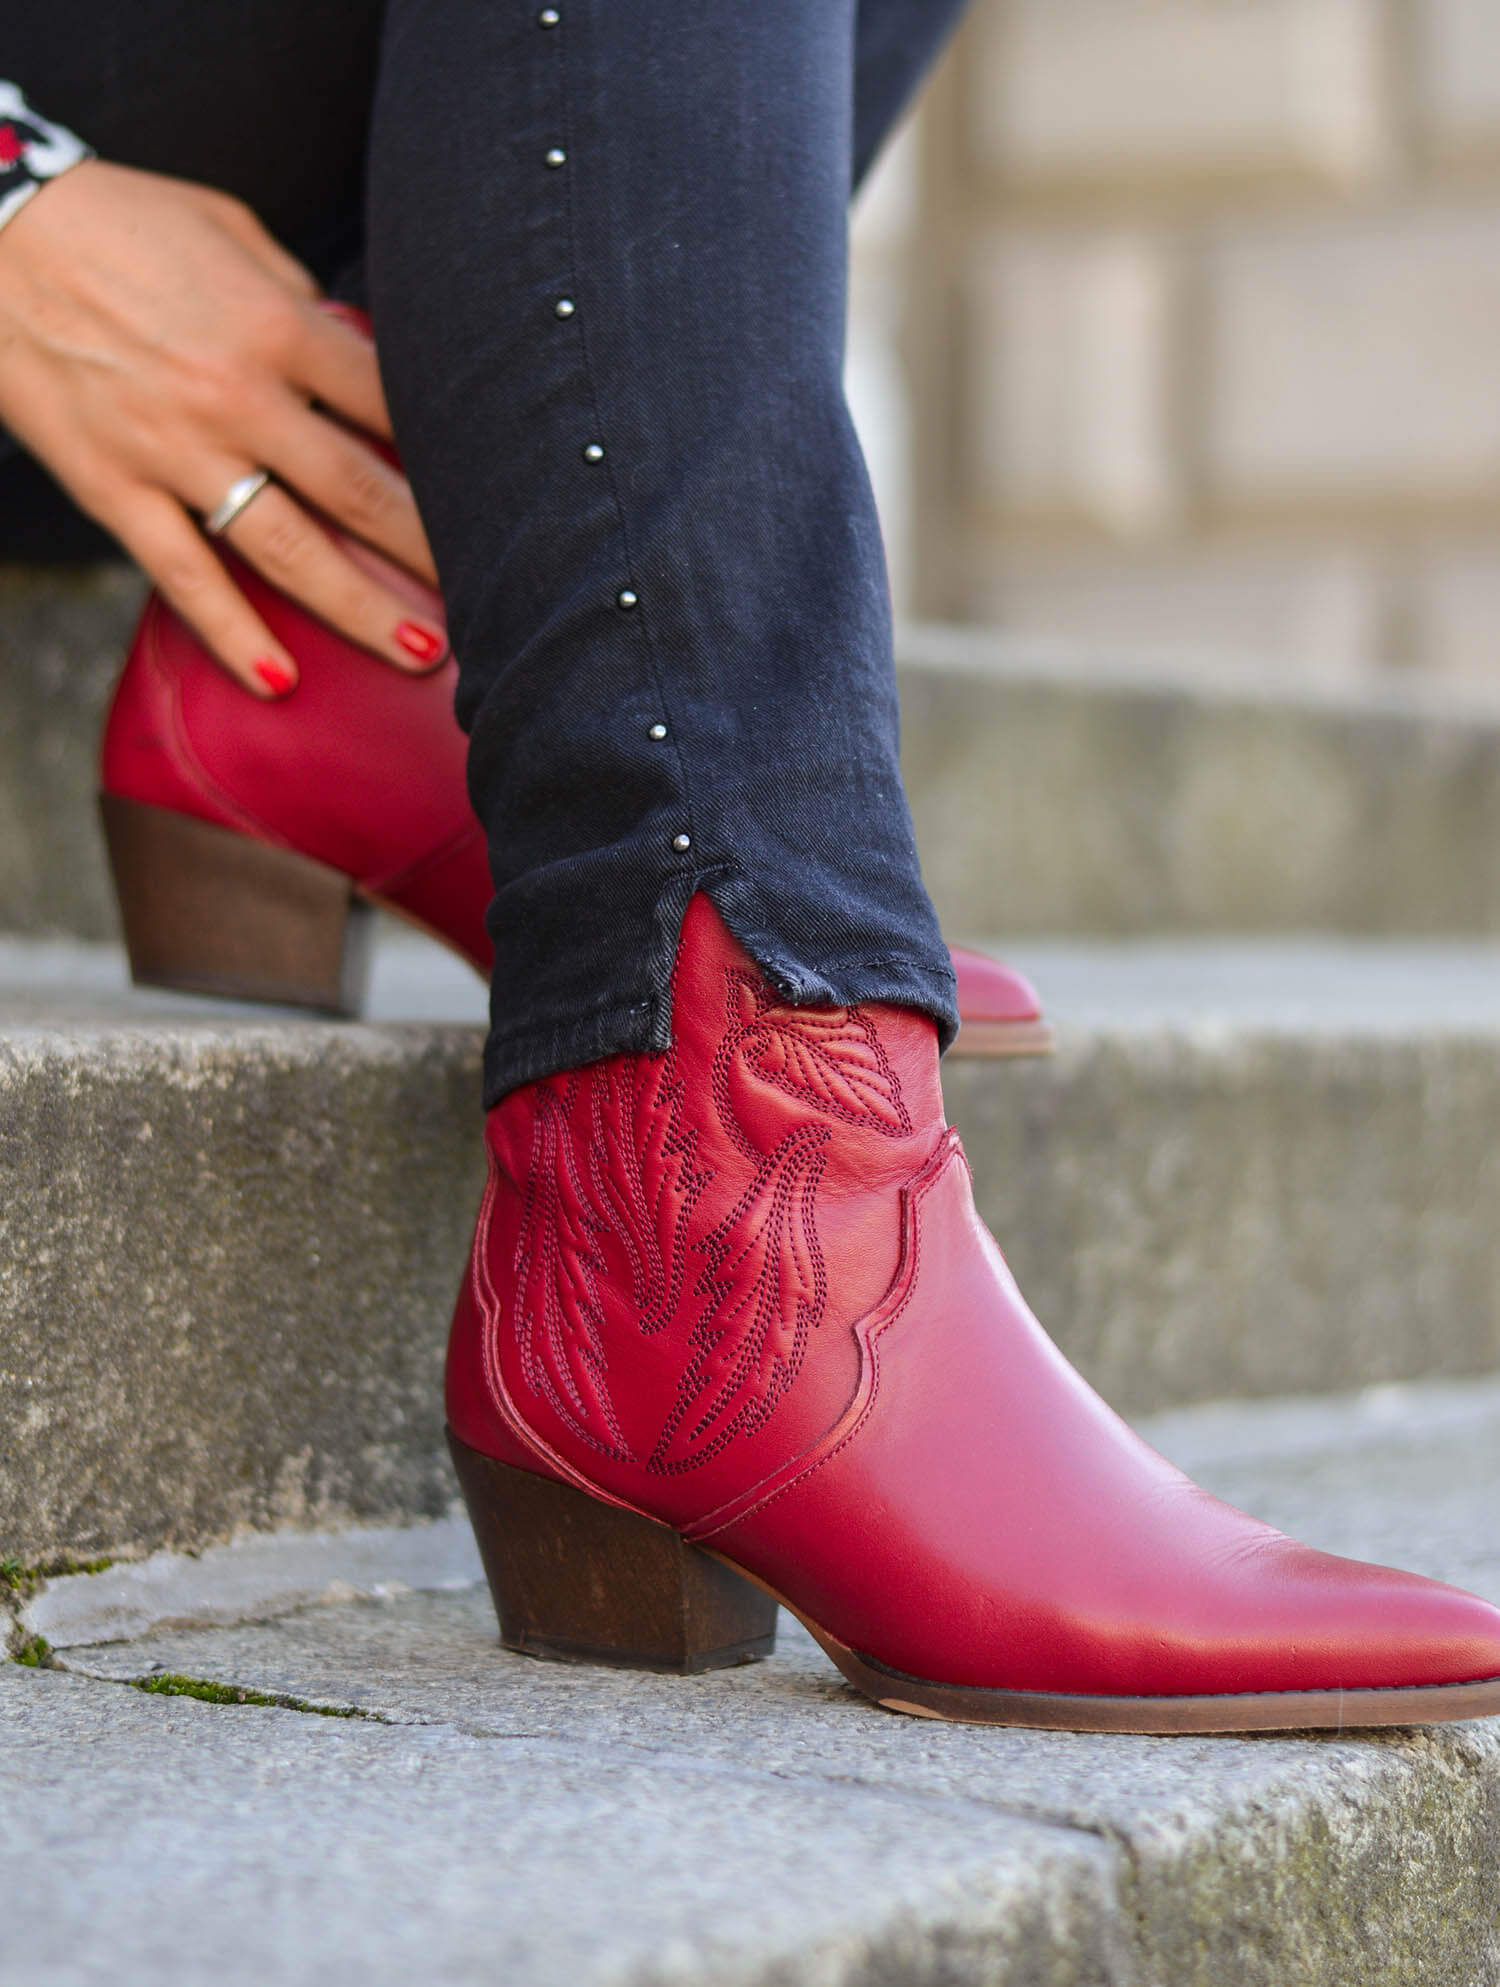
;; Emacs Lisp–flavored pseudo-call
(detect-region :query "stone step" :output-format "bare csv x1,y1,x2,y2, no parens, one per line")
8,563,1500,938
5,1375,1499,1987
949,934,1500,1416
901,623,1500,939
3,928,1498,1562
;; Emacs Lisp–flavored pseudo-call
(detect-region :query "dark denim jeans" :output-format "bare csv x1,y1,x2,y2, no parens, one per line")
11,0,967,1103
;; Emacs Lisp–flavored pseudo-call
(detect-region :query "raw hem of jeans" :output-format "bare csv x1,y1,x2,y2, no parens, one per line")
697,872,960,1053
483,998,664,1109
482,890,961,1109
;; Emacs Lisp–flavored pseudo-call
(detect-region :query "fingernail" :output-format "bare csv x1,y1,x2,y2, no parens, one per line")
394,621,448,665
254,658,297,697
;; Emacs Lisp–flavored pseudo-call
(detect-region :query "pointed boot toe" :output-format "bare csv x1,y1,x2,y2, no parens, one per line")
949,945,1054,1058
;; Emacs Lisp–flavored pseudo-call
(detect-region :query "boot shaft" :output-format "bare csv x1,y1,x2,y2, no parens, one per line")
453,892,947,1525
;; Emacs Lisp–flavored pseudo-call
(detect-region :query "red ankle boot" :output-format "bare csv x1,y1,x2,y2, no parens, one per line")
446,893,1500,1730
99,547,490,1012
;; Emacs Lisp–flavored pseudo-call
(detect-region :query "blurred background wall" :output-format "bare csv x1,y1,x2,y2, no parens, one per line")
849,0,1500,687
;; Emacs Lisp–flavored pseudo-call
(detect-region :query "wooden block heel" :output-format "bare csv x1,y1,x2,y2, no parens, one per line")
99,793,375,1015
447,1430,779,1673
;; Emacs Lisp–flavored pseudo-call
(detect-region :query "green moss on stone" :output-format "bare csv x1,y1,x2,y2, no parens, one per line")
0,1552,115,1600
130,1672,367,1719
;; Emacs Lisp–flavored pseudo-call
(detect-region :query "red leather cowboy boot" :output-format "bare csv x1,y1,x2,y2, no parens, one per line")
446,892,1500,1731
98,543,490,1012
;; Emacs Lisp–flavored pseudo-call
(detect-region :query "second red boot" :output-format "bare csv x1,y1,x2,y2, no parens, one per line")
97,297,1050,1043
99,543,490,1012
99,568,1050,1047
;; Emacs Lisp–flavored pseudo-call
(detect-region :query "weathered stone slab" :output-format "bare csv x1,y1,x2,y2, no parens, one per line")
22,1511,482,1651
945,1024,1500,1417
21,1360,1500,1987
0,1018,486,1562
1,1661,1125,1987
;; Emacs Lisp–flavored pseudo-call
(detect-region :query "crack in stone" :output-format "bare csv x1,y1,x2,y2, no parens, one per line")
46,1658,394,1723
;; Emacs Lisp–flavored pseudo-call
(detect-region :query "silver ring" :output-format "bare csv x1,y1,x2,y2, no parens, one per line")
203,470,271,537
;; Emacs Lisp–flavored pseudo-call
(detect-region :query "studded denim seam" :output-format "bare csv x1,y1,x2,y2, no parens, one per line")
548,1,699,867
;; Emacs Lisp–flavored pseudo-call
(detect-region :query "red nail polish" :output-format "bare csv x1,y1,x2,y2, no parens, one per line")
254,658,296,697
394,621,447,664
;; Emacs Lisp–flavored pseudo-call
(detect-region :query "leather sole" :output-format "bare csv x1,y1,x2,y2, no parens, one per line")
949,1017,1055,1059
448,1432,1500,1732
801,1623,1500,1733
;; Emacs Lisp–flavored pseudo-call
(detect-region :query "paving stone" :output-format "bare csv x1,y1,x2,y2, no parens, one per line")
22,1511,483,1652
13,1380,1500,1987
0,1014,486,1561
946,1023,1500,1416
1,1662,1123,1987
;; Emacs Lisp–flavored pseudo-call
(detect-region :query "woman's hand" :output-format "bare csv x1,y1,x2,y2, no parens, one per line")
0,158,446,697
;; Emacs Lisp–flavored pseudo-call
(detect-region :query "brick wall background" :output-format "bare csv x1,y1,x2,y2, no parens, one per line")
850,0,1500,685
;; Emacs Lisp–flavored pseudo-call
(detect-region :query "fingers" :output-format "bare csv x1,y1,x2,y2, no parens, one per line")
216,474,448,673
107,486,300,700
258,388,439,586
288,307,395,441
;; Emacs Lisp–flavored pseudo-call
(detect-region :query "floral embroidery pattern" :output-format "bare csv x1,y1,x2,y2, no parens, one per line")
505,957,909,1469
650,1124,827,1472
732,972,912,1136
511,1076,633,1461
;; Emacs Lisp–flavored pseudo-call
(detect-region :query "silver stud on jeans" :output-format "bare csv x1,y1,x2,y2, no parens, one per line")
672,833,692,853
617,589,638,610
538,9,560,25
545,148,566,167
583,442,605,462
648,722,667,740
554,298,576,319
